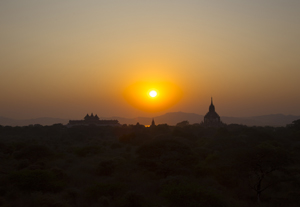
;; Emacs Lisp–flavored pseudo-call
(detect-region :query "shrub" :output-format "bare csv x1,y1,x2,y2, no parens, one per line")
172,128,197,141
9,170,65,193
95,158,122,176
136,138,198,176
13,144,53,161
110,142,123,149
137,139,195,162
119,133,136,143
23,192,70,207
98,196,110,206
73,145,102,157
117,191,146,207
85,182,123,202
161,178,229,207
63,187,80,206
17,159,30,170
0,141,13,155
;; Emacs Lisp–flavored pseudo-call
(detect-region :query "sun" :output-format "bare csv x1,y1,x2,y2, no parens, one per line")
149,90,157,97
123,81,183,112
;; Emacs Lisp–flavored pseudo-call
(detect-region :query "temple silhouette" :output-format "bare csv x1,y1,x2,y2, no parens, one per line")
151,118,155,127
68,113,120,127
202,98,224,127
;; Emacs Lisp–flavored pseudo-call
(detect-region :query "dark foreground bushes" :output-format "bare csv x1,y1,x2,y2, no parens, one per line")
13,144,54,161
161,177,230,207
1,123,300,206
136,138,198,176
8,169,66,193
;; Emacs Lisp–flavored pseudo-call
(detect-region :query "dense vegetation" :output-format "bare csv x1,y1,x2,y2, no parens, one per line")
0,120,300,207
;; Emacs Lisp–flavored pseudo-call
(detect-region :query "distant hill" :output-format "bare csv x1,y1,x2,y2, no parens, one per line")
1,112,299,127
104,112,300,127
221,114,300,127
0,117,69,127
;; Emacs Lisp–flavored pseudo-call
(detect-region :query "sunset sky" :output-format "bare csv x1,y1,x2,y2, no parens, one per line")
1,1,300,119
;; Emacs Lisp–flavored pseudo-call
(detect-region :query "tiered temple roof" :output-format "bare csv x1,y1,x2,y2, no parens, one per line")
68,113,120,127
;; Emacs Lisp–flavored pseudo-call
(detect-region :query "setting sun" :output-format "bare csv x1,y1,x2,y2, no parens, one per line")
149,90,157,97
123,81,183,113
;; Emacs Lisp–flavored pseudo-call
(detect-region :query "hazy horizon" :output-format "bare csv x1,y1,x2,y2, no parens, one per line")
1,111,299,121
1,1,300,119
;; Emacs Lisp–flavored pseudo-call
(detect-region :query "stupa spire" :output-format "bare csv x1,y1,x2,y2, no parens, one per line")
209,97,215,112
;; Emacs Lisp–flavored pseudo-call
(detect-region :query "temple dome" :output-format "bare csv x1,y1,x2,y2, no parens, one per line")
204,110,220,119
204,97,222,126
205,97,220,119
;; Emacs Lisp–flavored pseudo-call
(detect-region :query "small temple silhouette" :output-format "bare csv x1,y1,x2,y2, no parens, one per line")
151,118,155,127
68,113,120,127
202,98,224,127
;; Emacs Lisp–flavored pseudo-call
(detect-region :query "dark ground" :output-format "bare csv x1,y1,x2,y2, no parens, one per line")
0,120,300,207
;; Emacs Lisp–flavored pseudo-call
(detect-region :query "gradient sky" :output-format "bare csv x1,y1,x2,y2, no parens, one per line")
1,0,300,119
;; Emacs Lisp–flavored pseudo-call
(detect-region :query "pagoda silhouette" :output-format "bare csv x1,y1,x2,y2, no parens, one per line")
202,98,224,127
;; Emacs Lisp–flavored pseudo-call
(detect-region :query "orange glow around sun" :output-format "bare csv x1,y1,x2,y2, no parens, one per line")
123,81,183,112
